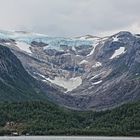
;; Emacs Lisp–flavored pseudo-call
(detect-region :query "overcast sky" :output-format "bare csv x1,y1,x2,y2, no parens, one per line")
0,0,140,37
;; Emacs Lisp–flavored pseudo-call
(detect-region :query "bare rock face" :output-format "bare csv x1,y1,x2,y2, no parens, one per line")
0,30,140,110
0,45,53,102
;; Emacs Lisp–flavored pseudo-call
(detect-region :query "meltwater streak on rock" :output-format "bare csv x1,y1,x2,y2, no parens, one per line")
1,30,140,110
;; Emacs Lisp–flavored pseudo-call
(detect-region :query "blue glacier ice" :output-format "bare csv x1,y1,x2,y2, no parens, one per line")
0,30,94,51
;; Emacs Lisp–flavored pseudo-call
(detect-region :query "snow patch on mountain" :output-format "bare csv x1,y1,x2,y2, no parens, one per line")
46,76,82,92
79,60,89,65
5,42,12,46
79,36,87,40
87,43,98,56
42,76,82,92
90,73,102,80
110,47,126,59
34,72,82,92
72,46,76,51
93,80,102,85
16,41,32,54
112,36,119,42
86,37,103,57
92,62,102,68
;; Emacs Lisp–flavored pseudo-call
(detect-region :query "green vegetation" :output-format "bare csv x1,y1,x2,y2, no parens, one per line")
0,101,139,136
0,43,139,136
0,45,48,102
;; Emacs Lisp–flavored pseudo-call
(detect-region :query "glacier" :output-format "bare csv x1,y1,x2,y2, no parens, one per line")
0,30,94,52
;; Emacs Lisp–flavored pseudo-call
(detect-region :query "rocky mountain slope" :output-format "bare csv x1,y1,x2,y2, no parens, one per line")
0,30,140,110
0,44,66,102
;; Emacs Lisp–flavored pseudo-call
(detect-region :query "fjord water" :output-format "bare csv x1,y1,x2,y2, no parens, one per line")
0,136,140,140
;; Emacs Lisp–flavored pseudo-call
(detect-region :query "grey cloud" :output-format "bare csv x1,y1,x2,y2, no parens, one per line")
0,0,140,37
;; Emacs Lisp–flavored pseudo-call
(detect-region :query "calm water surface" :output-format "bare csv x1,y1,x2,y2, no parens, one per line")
0,136,140,140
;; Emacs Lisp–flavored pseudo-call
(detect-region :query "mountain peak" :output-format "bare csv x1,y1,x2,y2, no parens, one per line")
0,30,140,110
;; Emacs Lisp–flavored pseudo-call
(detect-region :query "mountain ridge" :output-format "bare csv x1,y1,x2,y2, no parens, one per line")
0,44,67,103
0,30,140,110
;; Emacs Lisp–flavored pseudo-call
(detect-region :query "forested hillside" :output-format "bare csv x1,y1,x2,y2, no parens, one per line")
0,101,139,136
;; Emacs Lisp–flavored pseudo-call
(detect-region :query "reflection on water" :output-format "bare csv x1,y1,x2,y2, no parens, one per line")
0,136,140,140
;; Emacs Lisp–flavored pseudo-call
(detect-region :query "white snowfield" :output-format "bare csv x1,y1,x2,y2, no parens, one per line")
46,76,82,92
72,46,76,51
77,35,100,57
5,42,11,45
110,47,126,59
79,60,89,65
35,73,82,92
92,62,102,68
16,41,32,54
87,36,108,57
87,43,98,56
79,36,87,40
87,39,100,56
93,80,102,85
90,73,102,80
112,36,119,42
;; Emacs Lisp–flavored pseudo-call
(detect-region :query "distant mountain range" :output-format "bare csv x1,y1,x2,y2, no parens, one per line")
0,30,140,111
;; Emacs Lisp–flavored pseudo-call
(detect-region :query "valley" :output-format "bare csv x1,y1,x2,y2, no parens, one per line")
0,31,140,110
